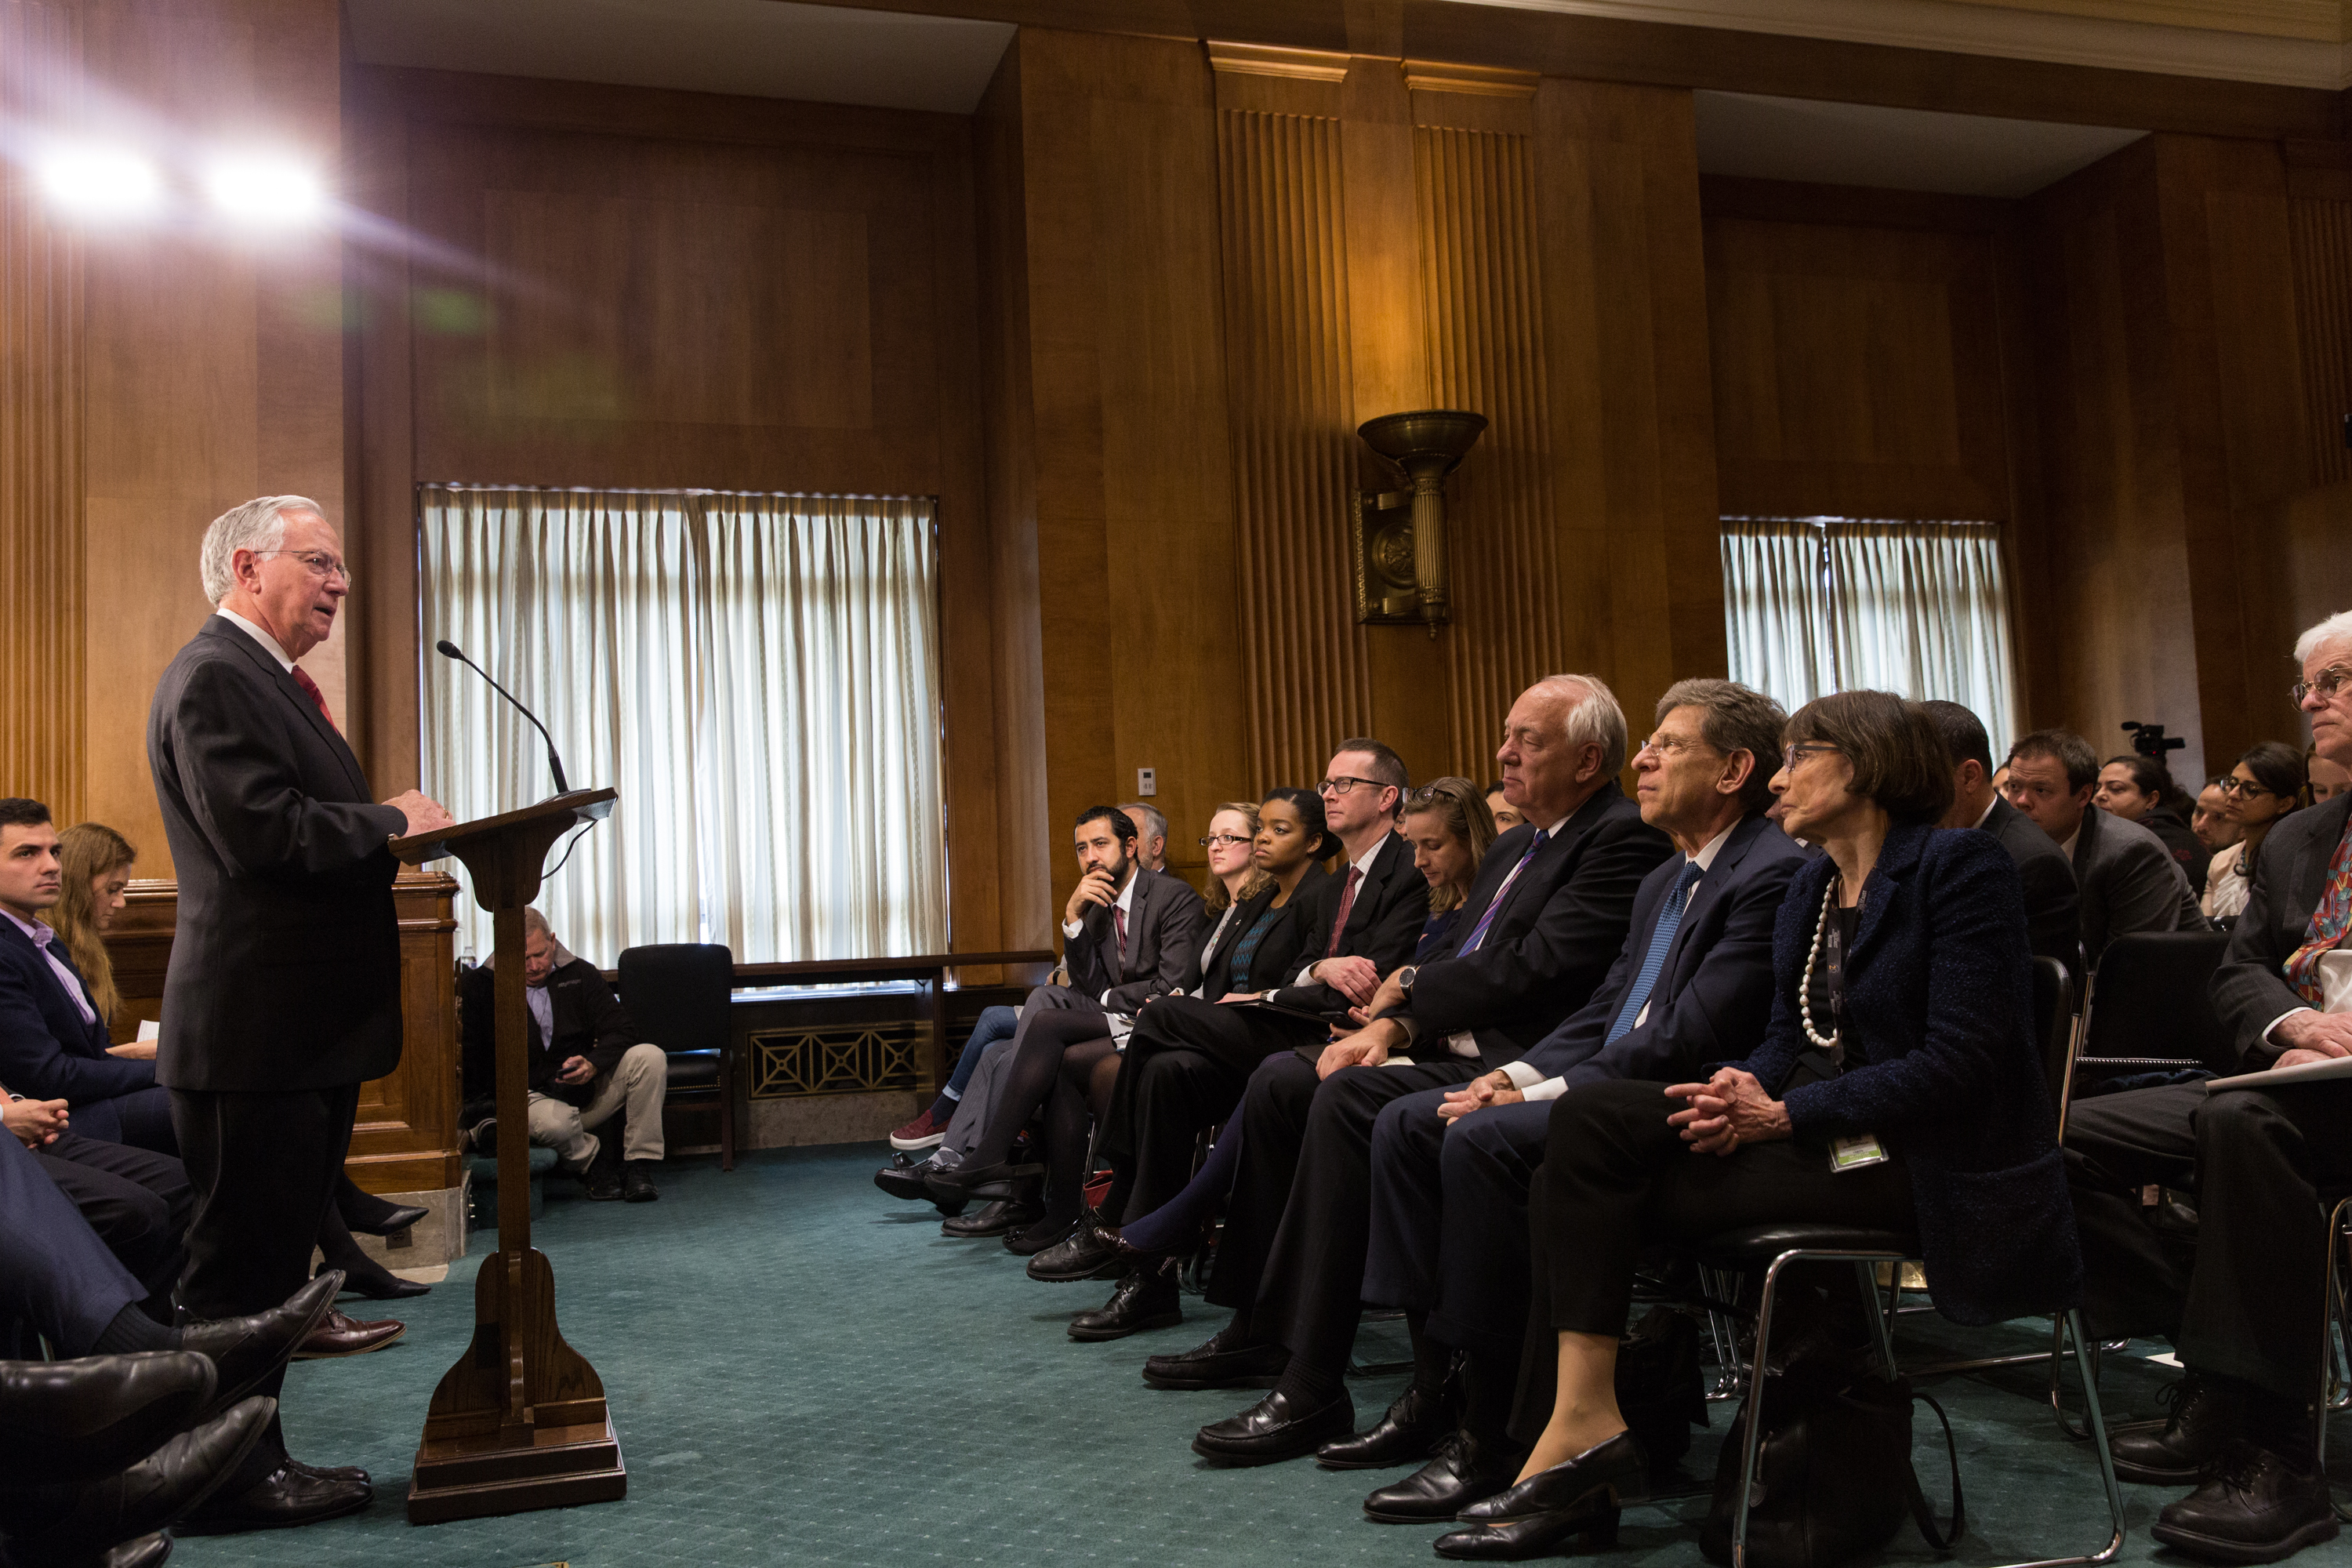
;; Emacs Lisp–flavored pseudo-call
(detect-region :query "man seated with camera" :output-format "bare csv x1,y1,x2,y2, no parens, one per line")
2063,610,2352,1566
460,908,666,1203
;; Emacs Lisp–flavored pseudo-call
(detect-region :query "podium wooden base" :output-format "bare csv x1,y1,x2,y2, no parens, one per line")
407,1416,627,1523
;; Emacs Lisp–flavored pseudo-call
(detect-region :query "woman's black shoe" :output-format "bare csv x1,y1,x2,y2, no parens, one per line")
1456,1429,1647,1524
924,1160,1042,1200
332,1254,430,1301
343,1200,428,1237
1003,1211,1079,1256
1433,1497,1621,1560
1069,1258,1183,1341
1317,1379,1457,1469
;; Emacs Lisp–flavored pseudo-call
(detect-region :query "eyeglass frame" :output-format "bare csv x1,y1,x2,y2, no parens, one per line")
2291,666,2352,706
1779,742,1840,771
1317,775,1392,799
248,547,353,586
1197,833,1253,848
1635,730,1720,761
2215,776,2278,800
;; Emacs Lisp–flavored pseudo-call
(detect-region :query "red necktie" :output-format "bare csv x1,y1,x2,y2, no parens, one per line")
290,666,336,731
1112,905,1128,981
1326,866,1363,958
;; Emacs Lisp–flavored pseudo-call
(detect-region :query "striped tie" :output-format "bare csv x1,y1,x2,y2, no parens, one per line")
1458,829,1548,956
1605,861,1704,1045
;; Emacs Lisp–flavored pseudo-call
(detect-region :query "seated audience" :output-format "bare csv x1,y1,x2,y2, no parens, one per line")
2201,742,2306,924
2306,742,2348,804
1444,690,2074,1560
1338,681,1804,1518
2063,611,2352,1565
1163,675,1675,1465
917,804,1208,1243
460,907,667,1203
1484,783,1526,836
1926,700,2082,967
1122,802,1170,873
1047,782,1486,1338
887,1004,1017,1151
2194,777,2244,855
2004,729,2201,965
2098,753,2208,895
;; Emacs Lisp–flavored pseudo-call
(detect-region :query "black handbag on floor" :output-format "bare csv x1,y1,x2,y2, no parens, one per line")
1698,1334,1962,1568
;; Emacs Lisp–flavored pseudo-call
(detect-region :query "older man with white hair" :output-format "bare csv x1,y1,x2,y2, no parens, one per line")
147,495,455,1534
2063,608,2352,1566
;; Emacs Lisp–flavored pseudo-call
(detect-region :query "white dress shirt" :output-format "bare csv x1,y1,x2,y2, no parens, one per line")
1295,832,1395,985
1423,812,1573,1059
216,607,296,672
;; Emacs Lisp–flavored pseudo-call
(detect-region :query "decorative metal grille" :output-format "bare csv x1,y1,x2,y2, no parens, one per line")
750,1022,942,1098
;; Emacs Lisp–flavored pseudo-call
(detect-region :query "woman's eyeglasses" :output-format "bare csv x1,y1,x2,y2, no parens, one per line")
1198,833,1252,848
2216,777,2277,800
1780,742,1839,771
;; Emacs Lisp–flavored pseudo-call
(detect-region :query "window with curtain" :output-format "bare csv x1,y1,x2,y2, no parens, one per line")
419,486,947,967
1721,517,2023,756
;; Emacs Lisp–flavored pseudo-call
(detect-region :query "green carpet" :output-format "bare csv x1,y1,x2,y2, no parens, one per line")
167,1144,2350,1567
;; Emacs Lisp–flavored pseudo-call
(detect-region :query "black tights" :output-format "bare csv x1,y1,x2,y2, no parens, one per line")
1035,1039,1120,1220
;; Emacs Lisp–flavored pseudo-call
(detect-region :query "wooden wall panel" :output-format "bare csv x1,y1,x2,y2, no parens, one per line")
1,0,85,820
2287,193,2352,488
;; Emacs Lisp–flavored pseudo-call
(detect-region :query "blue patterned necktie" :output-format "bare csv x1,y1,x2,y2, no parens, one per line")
1604,860,1704,1045
1458,829,1548,956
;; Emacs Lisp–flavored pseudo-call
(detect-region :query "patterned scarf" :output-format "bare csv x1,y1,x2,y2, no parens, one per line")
2285,818,2352,1004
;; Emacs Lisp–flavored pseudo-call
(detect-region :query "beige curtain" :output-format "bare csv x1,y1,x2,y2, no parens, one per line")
1721,517,2021,753
419,486,946,965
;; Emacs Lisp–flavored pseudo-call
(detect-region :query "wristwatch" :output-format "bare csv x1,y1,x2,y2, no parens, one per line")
1397,965,1417,994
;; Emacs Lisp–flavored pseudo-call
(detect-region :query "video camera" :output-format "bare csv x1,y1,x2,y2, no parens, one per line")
2120,720,2187,760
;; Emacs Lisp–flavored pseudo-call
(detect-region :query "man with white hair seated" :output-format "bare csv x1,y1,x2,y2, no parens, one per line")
459,909,668,1203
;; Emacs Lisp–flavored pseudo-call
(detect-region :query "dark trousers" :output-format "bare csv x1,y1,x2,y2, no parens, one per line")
173,1082,362,1480
1098,996,1312,1224
1364,1091,1555,1362
35,1131,192,1304
2065,1079,2352,1401
1512,1080,1911,1442
964,985,1105,1170
0,1129,143,1356
74,1083,179,1155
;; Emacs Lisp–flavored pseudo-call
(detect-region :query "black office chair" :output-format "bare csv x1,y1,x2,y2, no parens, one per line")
2071,930,2234,1090
617,943,736,1171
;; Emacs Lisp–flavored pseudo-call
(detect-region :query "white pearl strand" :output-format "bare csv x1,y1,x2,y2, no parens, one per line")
1799,873,1842,1052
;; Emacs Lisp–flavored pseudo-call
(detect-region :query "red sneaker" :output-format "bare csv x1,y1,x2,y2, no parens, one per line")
889,1105,949,1150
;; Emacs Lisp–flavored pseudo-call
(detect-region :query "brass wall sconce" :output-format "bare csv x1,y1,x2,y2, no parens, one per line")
1350,409,1487,636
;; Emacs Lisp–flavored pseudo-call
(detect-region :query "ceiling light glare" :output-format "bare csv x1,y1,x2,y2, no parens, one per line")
34,146,162,218
203,154,326,224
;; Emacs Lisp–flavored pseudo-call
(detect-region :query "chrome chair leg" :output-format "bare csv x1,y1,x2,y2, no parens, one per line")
2321,1196,2352,1524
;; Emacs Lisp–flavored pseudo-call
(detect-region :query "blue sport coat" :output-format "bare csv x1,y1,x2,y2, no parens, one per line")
0,916,153,1107
1740,819,2081,1327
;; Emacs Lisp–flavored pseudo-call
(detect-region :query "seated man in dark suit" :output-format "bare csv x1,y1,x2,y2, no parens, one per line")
2005,728,2201,967
1162,674,1675,1465
1333,679,1807,1517
1925,701,2082,970
0,800,172,1150
7,1084,191,1310
460,908,666,1203
2063,612,2352,1565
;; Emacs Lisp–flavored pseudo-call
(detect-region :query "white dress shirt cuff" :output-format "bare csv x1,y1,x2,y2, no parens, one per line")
1294,962,1319,985
2263,1007,2314,1044
1523,1076,1568,1102
1501,1061,1545,1091
1061,918,1083,939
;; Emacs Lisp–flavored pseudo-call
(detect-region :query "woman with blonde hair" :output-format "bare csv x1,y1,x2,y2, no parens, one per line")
1402,777,1498,952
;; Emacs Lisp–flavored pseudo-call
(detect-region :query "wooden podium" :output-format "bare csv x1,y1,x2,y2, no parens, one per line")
390,789,628,1525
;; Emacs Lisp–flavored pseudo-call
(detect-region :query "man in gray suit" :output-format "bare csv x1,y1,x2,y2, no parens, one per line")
2005,728,2201,967
1926,701,2081,970
2062,610,2352,1565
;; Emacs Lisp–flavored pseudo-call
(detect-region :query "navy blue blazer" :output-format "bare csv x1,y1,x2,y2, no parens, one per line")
1516,813,1808,1090
0,916,153,1106
1740,819,2080,1327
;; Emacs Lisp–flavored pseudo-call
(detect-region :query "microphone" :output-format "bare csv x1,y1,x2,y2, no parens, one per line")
435,639,571,796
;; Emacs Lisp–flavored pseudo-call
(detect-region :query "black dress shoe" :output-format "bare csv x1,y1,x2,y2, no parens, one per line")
331,1251,431,1301
284,1457,368,1486
1143,1324,1288,1390
1028,1211,1123,1282
0,1352,216,1483
2,1395,275,1562
623,1161,659,1203
1432,1495,1621,1559
103,1530,174,1568
1069,1258,1184,1341
177,1273,341,1425
1363,1428,1523,1522
583,1145,624,1202
925,1159,1042,1201
1003,1211,1079,1256
875,1152,940,1203
2151,1443,2340,1564
2114,1371,2241,1486
940,1198,1040,1237
1192,1388,1356,1466
1456,1429,1647,1524
172,1457,372,1536
346,1200,428,1237
1317,1379,1458,1469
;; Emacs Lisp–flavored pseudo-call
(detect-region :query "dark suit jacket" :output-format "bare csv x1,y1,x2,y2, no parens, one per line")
1515,814,1808,1089
2142,807,2209,897
2210,791,2352,1066
458,956,639,1104
1272,831,1429,1011
147,616,408,1092
1215,868,1327,998
2071,804,2204,967
1065,866,1207,1013
0,919,153,1105
1742,822,2078,1326
1388,782,1674,1070
1980,796,2083,971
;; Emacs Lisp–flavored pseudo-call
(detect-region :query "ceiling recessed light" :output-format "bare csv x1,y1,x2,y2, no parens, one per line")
204,154,327,223
34,147,163,218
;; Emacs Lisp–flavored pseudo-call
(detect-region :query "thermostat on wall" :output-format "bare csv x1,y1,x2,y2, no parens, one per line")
1138,768,1157,797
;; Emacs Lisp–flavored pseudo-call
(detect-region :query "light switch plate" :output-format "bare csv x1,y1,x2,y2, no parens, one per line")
1138,768,1156,797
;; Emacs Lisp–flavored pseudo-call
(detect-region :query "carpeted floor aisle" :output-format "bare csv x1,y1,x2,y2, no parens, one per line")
168,1144,2348,1568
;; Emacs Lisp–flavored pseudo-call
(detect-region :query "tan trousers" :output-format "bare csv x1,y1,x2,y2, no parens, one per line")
525,1042,668,1166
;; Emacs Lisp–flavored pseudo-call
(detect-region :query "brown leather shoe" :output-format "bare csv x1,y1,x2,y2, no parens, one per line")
292,1309,405,1360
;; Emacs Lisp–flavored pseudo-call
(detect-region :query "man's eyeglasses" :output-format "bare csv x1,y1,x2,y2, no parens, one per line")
1636,732,1710,760
2216,776,2277,800
1318,775,1388,798
1780,742,1839,771
252,548,352,586
2291,666,2351,706
1198,833,1252,848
